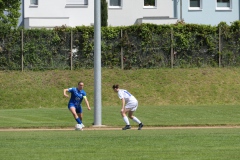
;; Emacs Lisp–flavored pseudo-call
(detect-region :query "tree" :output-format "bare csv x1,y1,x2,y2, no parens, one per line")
0,0,21,30
101,0,108,27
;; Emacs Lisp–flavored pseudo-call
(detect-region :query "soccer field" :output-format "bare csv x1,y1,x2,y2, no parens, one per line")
1,105,240,128
1,128,240,160
1,105,240,159
2,69,240,159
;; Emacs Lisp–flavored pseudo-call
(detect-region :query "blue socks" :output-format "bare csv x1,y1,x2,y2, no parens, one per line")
75,118,82,124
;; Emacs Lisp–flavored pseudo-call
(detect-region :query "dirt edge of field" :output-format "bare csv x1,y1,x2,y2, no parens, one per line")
1,126,240,131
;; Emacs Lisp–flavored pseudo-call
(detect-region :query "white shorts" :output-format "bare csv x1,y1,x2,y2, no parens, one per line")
125,100,138,111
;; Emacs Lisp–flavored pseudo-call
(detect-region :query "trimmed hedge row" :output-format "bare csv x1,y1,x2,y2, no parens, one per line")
0,21,240,70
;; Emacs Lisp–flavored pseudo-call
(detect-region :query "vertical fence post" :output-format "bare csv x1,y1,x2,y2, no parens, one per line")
120,29,123,70
21,29,24,72
219,27,221,67
70,30,73,70
171,28,174,68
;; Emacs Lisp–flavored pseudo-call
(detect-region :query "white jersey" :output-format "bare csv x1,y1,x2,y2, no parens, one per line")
118,89,137,104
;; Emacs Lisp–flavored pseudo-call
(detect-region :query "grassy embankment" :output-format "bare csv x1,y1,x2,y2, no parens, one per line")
1,68,240,128
1,68,240,109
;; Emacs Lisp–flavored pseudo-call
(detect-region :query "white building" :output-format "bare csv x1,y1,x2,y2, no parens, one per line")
20,0,178,28
108,0,177,26
177,0,239,26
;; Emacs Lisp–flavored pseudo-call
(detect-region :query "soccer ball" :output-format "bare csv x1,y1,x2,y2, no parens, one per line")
75,124,83,131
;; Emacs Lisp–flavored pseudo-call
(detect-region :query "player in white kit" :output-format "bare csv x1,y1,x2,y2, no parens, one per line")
112,84,143,130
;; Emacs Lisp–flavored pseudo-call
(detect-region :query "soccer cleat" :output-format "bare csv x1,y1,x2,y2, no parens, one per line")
81,123,85,128
138,123,143,130
122,125,131,130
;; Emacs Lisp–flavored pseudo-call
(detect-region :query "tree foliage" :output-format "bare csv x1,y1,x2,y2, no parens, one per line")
0,0,21,33
101,0,108,27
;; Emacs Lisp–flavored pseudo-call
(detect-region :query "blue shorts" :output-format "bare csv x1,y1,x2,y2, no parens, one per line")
68,104,82,113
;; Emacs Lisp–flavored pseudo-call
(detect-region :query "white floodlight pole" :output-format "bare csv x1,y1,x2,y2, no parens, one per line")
93,0,102,126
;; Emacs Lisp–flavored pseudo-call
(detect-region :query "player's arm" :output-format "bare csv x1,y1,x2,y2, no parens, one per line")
83,96,91,110
63,89,69,98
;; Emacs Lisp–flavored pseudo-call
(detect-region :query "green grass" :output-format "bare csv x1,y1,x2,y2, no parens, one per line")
1,129,240,160
2,68,240,109
1,105,240,128
2,68,240,159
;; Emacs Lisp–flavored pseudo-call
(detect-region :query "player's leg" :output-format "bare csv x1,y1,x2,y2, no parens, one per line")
128,111,144,130
69,106,82,124
127,102,144,130
121,108,131,130
127,101,140,121
128,110,141,123
77,112,83,121
76,106,84,127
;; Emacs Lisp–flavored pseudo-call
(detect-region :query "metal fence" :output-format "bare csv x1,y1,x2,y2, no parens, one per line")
0,28,240,70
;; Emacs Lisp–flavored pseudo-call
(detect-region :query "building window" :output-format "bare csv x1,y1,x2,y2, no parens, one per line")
66,0,88,5
144,0,155,7
190,0,200,7
189,0,202,10
109,0,121,7
216,0,231,9
30,0,38,5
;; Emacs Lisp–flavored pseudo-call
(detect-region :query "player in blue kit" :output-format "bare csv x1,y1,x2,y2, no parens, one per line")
64,81,91,129
112,84,143,130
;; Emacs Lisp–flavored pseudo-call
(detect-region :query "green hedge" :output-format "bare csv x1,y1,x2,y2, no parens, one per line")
0,22,240,70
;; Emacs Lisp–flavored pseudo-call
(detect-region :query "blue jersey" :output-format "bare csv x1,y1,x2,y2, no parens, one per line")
68,87,86,107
